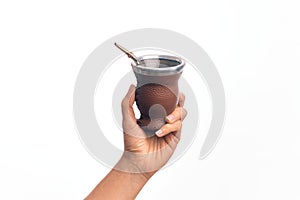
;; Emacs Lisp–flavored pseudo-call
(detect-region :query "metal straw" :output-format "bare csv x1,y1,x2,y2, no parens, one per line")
114,42,140,65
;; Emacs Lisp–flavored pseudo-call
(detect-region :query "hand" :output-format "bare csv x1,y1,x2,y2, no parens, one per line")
85,85,187,200
115,84,187,175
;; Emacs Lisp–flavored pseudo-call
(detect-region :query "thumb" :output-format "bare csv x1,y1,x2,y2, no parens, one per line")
121,85,137,130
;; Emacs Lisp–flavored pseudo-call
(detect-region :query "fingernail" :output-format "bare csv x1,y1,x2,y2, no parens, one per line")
155,129,163,136
167,115,174,121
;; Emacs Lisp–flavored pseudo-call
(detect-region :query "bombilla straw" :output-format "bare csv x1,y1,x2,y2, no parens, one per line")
114,42,140,65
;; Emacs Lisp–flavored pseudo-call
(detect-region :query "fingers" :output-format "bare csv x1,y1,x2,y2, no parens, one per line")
155,120,182,137
165,107,187,123
155,93,187,138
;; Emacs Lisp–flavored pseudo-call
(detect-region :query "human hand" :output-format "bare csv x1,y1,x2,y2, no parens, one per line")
115,84,187,175
85,84,187,200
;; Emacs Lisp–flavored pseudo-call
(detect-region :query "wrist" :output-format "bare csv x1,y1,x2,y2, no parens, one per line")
114,153,157,181
86,157,154,200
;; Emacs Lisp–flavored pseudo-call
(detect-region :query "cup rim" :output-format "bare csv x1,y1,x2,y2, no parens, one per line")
131,54,185,76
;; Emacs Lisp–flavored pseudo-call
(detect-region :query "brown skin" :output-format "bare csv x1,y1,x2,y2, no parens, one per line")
85,85,187,200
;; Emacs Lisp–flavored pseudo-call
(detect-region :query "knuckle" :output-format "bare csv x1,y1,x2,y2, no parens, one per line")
180,93,185,100
181,108,187,119
181,93,185,99
162,124,171,133
165,123,171,130
178,108,185,119
177,121,182,129
183,108,188,115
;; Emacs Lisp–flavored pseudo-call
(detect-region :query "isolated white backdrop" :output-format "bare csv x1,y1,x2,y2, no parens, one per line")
0,0,300,199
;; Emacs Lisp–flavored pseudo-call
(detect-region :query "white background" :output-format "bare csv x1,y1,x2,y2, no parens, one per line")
0,0,300,199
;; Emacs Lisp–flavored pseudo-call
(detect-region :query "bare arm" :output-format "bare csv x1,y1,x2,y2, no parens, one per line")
85,162,151,200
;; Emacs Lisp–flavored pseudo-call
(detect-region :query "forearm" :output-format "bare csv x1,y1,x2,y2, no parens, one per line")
85,158,154,200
